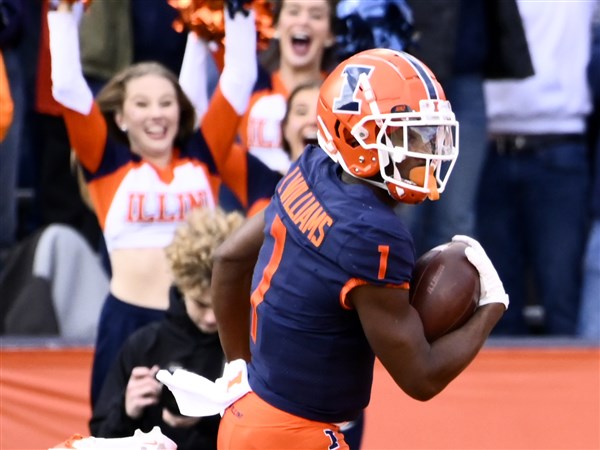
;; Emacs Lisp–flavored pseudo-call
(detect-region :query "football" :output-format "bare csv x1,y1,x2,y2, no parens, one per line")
409,241,480,342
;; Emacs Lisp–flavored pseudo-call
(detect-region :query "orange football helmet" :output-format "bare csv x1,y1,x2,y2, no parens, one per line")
317,48,459,204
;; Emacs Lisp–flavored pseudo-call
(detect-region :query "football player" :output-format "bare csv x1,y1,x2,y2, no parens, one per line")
212,48,509,449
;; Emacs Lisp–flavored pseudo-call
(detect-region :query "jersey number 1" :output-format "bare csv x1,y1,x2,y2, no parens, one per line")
250,214,287,343
377,245,390,279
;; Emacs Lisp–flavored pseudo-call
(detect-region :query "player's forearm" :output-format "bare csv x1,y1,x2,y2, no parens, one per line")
212,263,252,362
419,303,504,398
375,301,503,402
212,210,265,361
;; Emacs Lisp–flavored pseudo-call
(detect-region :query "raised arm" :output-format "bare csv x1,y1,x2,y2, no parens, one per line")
212,210,265,362
47,1,106,172
200,7,257,172
48,1,92,114
179,31,210,126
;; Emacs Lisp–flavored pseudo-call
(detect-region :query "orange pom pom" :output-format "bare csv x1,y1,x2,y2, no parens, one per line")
254,0,275,50
168,0,274,50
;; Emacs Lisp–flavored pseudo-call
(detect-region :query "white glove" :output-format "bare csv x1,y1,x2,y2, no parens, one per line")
220,8,257,114
452,235,509,310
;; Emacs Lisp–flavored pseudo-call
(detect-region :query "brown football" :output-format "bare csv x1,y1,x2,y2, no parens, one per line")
409,241,480,342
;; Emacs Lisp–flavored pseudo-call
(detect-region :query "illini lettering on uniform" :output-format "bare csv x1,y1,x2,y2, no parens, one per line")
278,167,333,247
127,191,210,222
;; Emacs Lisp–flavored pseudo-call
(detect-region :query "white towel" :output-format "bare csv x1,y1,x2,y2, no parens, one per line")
156,359,251,417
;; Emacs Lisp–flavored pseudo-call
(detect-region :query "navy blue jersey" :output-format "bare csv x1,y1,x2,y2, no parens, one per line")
247,147,415,423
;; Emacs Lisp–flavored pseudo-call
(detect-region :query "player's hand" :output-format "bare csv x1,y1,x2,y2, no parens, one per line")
125,365,162,419
451,235,509,310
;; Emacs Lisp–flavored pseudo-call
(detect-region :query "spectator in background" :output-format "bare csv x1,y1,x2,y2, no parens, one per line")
219,0,338,213
335,0,414,62
90,207,244,450
239,0,338,174
281,81,321,162
0,223,108,340
578,6,600,343
76,0,206,274
78,0,189,96
0,0,24,265
480,1,595,335
47,0,258,406
397,0,533,258
243,80,322,216
130,0,187,76
77,0,132,96
34,0,102,249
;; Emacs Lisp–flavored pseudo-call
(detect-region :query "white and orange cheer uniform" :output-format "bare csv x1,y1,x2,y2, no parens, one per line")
47,7,262,406
238,68,328,175
238,69,290,174
48,11,259,256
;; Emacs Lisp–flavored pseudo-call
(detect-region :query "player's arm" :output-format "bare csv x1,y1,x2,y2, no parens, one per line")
352,234,508,400
352,284,504,401
212,209,265,362
47,0,106,172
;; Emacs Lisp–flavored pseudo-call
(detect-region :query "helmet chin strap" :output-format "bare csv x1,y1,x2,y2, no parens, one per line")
408,165,439,200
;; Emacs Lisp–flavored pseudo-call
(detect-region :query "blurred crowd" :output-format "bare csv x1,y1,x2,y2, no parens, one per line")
1,0,599,336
